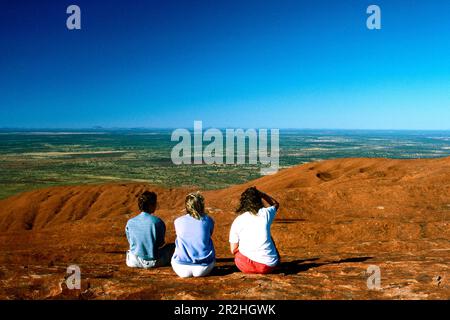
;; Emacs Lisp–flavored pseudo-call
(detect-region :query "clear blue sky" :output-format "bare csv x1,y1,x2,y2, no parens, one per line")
0,0,449,129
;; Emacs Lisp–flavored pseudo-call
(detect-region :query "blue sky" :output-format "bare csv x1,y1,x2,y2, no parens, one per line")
0,0,449,129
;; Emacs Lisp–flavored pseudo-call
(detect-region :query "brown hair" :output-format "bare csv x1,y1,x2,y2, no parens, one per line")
235,187,263,215
185,192,206,220
138,191,157,213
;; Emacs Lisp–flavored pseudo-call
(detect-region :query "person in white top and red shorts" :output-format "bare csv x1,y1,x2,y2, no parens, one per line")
229,187,280,274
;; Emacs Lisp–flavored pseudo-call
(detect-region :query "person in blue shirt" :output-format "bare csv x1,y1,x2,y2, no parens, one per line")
125,191,174,268
171,192,215,277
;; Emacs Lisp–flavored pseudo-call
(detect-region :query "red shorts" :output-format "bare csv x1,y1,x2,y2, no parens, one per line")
234,251,276,274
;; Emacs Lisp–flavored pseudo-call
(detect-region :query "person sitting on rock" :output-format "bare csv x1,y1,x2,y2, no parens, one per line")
229,187,280,274
125,191,174,268
171,192,216,277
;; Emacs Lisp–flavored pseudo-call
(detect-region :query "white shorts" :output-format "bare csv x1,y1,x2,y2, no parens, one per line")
126,251,157,269
171,259,215,278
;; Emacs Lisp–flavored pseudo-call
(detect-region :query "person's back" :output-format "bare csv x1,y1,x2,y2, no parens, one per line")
125,191,174,269
171,192,216,278
126,212,165,261
230,206,278,267
229,187,280,274
173,214,215,265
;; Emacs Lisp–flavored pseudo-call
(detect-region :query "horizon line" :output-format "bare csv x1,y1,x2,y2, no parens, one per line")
1,127,450,132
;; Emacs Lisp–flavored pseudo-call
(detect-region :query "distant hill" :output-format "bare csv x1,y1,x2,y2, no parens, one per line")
1,157,449,234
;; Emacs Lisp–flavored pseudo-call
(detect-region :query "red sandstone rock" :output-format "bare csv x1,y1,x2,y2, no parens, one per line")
0,157,449,299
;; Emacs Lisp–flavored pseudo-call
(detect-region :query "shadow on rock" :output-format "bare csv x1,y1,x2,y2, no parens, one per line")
210,263,239,276
275,256,373,275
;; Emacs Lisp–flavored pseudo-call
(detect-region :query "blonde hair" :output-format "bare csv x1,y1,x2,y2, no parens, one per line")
185,192,206,220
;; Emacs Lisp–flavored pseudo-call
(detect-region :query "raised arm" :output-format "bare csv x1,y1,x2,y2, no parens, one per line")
257,189,279,210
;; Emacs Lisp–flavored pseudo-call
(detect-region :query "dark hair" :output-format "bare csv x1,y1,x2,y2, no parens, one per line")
236,187,263,215
138,191,157,213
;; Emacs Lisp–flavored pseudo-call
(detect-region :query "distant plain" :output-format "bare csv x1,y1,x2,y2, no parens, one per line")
1,129,449,199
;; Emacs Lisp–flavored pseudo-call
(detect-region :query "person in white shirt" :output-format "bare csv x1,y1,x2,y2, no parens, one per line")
229,187,280,274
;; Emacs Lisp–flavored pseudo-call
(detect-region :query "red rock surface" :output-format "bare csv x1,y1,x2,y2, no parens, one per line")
0,157,449,299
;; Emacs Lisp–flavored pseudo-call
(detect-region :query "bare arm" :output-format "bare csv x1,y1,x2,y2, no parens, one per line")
230,242,239,255
258,189,279,210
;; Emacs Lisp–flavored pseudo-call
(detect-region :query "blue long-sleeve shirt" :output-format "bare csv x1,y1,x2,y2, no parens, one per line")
125,212,166,261
172,214,215,266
